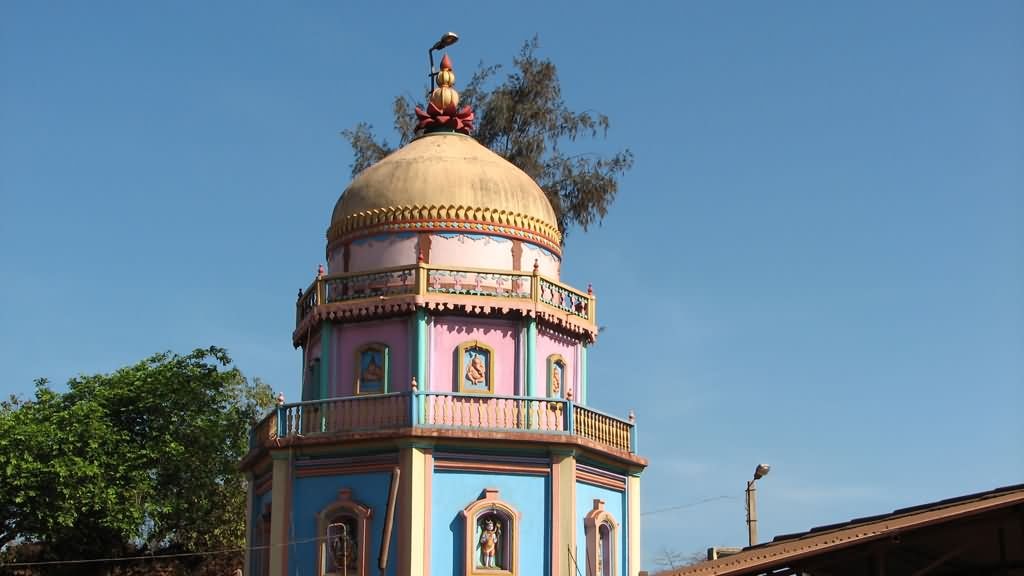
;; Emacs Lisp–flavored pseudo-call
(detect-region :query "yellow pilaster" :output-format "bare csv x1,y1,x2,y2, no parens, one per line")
398,445,427,576
551,451,577,576
628,474,641,576
269,452,292,576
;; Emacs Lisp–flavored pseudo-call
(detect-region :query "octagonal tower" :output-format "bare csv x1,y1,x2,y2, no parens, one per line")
242,47,645,576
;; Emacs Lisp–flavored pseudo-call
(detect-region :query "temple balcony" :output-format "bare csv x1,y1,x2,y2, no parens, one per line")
292,263,597,346
246,391,640,464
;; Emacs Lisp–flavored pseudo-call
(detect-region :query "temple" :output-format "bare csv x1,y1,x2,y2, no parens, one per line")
241,42,646,576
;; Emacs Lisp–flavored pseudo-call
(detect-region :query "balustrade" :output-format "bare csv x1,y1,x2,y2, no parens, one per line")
249,392,633,455
295,263,595,326
420,392,566,432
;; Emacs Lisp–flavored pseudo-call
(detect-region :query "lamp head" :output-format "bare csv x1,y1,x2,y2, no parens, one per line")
431,32,459,52
754,463,771,480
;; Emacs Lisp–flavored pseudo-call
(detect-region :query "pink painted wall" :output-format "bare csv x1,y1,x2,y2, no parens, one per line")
429,233,514,270
536,327,581,400
340,233,419,273
327,232,562,278
520,242,560,278
303,334,322,368
429,317,519,395
331,318,411,396
301,332,324,400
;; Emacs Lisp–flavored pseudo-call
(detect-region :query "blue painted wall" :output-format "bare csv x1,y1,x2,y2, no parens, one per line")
288,472,398,576
575,482,627,576
250,489,272,576
431,470,551,576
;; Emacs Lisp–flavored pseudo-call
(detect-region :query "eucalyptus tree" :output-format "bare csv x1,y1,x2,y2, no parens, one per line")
343,37,634,238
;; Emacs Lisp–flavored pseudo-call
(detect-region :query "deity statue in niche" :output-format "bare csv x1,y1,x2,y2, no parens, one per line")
327,517,358,573
598,523,611,576
356,346,386,394
547,356,566,397
476,514,503,569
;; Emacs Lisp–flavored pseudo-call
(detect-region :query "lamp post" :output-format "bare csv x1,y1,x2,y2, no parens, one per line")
426,31,459,93
745,463,770,547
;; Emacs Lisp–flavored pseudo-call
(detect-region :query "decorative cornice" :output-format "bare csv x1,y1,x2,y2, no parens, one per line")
576,465,627,491
254,473,273,496
433,459,550,476
327,204,563,255
292,295,597,347
241,426,648,471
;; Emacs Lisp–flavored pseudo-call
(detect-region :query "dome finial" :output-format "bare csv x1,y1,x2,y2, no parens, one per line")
416,33,475,135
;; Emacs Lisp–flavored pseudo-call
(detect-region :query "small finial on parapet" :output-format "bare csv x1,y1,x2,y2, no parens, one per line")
628,410,635,423
566,387,574,401
317,264,326,278
587,283,594,296
533,259,540,275
276,392,286,406
297,289,303,301
411,377,419,392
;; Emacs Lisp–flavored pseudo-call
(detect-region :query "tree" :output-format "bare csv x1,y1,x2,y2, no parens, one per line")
342,37,634,238
0,347,273,563
653,547,709,571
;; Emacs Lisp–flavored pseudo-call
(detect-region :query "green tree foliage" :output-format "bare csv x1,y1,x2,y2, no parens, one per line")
0,347,273,561
342,37,634,237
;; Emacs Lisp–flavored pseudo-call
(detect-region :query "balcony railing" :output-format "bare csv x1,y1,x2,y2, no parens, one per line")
250,391,636,455
296,264,595,328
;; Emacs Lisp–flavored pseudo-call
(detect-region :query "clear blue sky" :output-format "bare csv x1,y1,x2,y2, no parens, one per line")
2,0,1021,567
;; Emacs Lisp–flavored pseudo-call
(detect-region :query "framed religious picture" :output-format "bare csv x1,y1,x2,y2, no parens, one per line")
546,354,566,398
354,344,389,395
457,340,494,394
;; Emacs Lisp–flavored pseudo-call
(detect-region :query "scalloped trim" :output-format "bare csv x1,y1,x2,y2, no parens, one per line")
328,204,562,254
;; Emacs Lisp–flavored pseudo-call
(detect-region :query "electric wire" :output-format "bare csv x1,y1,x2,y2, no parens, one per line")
0,533,329,568
5,495,739,566
641,495,736,516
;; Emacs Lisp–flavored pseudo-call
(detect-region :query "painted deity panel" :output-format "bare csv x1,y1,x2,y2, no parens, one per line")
355,345,388,395
458,341,494,394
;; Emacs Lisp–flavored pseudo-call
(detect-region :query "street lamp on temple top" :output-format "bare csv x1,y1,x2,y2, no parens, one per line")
427,32,459,94
745,463,770,547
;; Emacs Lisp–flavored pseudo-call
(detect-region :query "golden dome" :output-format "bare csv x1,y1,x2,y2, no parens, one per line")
329,131,561,252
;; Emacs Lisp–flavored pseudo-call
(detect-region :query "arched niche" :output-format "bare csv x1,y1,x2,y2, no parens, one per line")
316,488,372,576
460,488,520,576
584,498,619,576
546,354,567,398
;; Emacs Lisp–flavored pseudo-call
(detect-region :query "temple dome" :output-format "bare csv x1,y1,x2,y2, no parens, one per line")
328,131,561,252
